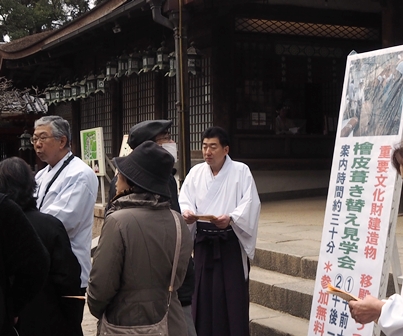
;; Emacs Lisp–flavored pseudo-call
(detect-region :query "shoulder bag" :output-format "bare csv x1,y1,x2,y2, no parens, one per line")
98,210,182,335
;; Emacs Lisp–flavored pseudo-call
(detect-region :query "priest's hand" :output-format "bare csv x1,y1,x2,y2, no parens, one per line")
211,215,231,229
349,295,384,324
182,210,198,224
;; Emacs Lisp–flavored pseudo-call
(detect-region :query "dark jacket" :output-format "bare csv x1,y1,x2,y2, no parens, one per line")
0,195,50,336
88,193,193,335
107,169,195,306
16,209,82,336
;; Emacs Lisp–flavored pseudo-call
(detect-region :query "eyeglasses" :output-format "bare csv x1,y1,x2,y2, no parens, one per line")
30,136,56,144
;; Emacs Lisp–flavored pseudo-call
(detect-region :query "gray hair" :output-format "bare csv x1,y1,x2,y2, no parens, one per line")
34,116,71,149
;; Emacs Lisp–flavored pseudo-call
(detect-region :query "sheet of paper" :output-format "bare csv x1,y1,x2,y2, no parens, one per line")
195,215,217,221
62,295,86,300
327,283,359,302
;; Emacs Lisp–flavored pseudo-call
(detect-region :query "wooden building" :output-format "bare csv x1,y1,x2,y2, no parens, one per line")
0,0,402,199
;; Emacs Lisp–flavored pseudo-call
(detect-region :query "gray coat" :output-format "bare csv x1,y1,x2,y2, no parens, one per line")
87,193,192,336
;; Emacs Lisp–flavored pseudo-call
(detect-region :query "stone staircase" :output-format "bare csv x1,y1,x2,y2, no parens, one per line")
248,242,397,336
248,245,316,336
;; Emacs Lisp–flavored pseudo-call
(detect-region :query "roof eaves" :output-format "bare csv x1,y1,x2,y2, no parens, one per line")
0,0,140,61
43,0,148,50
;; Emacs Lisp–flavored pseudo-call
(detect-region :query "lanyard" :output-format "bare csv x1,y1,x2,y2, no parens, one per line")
38,154,74,210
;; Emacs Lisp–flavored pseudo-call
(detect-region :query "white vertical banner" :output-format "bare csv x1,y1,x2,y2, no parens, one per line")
308,45,403,336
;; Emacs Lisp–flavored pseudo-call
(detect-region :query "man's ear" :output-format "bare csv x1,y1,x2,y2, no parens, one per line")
224,145,229,155
59,135,68,149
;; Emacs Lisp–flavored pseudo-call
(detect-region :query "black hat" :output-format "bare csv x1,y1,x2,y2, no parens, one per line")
113,141,174,198
128,120,172,149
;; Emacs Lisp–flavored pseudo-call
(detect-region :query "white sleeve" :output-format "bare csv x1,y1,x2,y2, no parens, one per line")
229,167,261,260
178,168,197,214
379,294,403,336
178,168,197,237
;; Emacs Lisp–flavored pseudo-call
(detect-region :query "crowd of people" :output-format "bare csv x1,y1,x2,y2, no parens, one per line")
0,116,261,336
3,114,403,336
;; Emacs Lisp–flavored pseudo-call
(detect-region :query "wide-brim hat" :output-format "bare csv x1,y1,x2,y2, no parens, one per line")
128,119,172,149
113,140,174,198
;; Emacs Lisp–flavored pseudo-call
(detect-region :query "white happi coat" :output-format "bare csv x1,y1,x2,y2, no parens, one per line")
179,155,261,279
379,294,403,336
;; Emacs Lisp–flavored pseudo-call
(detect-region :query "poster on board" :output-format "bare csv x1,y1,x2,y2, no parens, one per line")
308,46,403,336
80,127,106,176
119,135,132,157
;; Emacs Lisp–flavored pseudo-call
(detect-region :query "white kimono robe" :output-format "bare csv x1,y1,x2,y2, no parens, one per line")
379,294,403,336
179,155,261,279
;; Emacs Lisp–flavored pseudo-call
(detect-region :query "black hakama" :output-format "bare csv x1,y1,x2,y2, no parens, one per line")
192,221,250,336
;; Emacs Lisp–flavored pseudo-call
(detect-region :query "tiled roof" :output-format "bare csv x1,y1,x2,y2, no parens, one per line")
0,94,47,117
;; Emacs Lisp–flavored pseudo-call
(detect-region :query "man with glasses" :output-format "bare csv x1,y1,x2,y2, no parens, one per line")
32,115,98,334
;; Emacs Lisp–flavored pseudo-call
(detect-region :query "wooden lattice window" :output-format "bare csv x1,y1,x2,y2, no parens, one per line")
234,40,345,133
80,93,113,156
56,102,73,127
122,73,156,135
167,77,179,142
167,55,213,151
189,56,213,150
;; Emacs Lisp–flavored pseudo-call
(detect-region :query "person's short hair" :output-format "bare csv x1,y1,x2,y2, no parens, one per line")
392,145,403,172
202,126,230,147
0,157,37,211
34,116,71,149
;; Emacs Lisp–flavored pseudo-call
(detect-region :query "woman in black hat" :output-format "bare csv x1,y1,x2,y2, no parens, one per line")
87,141,193,336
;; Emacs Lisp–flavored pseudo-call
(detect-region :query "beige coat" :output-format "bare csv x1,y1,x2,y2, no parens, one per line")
87,193,193,336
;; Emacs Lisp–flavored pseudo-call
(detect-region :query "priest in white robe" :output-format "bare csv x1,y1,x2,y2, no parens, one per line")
179,126,261,336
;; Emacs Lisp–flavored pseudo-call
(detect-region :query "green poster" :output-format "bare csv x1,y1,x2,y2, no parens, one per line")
80,127,105,176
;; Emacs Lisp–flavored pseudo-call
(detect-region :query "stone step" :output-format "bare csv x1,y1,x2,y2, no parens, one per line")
249,302,309,336
249,245,398,336
252,246,318,280
252,245,397,298
249,266,314,320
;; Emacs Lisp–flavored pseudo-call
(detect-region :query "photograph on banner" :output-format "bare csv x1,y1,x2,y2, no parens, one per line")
308,45,403,336
80,127,106,176
341,49,403,138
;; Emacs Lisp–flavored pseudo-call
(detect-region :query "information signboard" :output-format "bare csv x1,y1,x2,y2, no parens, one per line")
80,127,106,177
308,46,403,336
